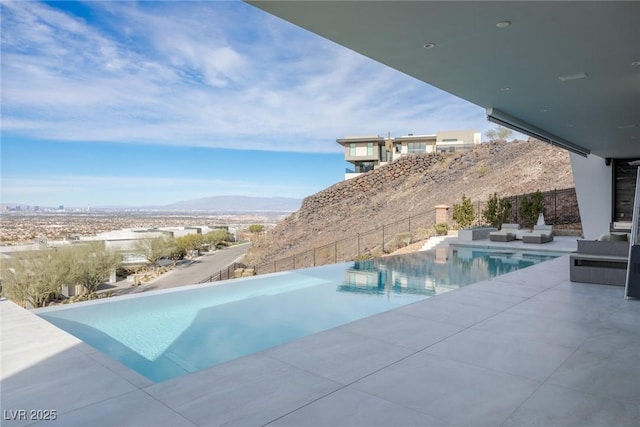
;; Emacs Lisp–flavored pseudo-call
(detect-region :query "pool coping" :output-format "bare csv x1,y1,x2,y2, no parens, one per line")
3,248,639,426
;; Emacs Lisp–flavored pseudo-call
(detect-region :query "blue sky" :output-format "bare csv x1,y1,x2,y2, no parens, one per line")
1,0,492,208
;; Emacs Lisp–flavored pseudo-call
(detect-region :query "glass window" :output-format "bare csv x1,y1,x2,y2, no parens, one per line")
350,143,356,156
367,143,374,156
407,142,427,153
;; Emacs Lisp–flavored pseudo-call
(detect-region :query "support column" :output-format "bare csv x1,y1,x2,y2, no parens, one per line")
435,205,450,225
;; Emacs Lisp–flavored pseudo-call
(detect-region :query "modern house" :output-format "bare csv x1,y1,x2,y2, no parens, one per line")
338,130,481,179
3,3,639,426
253,1,639,243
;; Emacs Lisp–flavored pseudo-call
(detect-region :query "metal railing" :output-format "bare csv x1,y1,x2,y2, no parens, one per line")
198,262,246,284
452,188,580,227
254,209,435,275
201,187,581,282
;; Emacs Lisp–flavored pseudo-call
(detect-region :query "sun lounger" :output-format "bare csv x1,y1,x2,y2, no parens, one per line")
522,225,554,244
489,223,520,242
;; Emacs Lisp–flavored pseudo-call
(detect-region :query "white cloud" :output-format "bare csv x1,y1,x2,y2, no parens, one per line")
1,1,490,154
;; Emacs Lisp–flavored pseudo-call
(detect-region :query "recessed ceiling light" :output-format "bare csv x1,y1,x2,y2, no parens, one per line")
500,87,510,91
632,61,640,66
558,72,588,82
423,43,436,49
496,21,511,28
540,108,548,113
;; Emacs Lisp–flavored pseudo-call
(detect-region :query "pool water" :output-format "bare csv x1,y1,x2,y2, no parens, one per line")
36,248,557,382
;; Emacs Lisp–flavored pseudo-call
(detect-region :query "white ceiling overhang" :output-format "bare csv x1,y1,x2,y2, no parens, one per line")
247,1,640,158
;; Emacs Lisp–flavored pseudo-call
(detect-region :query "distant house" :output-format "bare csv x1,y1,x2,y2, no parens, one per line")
337,130,481,180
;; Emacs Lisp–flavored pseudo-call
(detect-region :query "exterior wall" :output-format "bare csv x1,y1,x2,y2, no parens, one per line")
344,142,380,162
570,152,612,239
345,172,362,180
436,130,479,144
338,130,479,180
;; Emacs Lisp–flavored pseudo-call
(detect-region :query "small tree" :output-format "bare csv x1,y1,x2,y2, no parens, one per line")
248,224,265,234
203,229,233,248
69,242,122,294
135,237,173,270
1,249,70,307
485,125,514,142
248,224,265,240
482,193,512,229
176,234,205,252
519,190,546,228
452,194,476,229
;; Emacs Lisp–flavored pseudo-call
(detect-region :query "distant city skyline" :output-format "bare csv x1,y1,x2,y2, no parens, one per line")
2,1,493,207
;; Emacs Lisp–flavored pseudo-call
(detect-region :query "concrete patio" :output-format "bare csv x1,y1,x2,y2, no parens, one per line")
2,246,639,426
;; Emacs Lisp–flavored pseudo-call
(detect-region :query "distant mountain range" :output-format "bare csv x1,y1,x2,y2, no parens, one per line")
2,195,303,213
160,195,302,212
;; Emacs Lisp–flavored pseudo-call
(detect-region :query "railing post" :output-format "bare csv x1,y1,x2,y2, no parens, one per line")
313,248,316,266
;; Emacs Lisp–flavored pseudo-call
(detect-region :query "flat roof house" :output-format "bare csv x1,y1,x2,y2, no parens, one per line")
338,130,480,179
251,1,639,242
3,3,638,426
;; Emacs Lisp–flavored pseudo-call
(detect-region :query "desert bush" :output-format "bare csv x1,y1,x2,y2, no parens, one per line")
453,194,476,229
434,223,449,236
482,193,512,228
519,190,546,227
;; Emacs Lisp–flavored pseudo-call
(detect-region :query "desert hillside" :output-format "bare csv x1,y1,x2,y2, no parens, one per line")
244,139,575,266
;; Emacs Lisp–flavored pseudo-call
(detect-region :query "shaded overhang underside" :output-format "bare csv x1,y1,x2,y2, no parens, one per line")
248,1,640,159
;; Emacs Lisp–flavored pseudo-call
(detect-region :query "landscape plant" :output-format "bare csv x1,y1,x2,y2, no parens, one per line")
452,194,476,229
485,125,514,142
518,190,546,228
68,242,122,294
434,223,449,236
248,224,265,240
1,248,72,307
482,193,512,229
135,236,174,270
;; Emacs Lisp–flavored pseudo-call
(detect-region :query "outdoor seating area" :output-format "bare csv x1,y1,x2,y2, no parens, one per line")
570,234,630,286
3,252,638,427
489,223,520,242
522,224,554,244
489,224,555,244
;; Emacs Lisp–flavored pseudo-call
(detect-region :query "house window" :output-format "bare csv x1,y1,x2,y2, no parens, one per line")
355,161,375,173
367,143,374,156
350,144,356,156
407,142,427,154
442,138,458,142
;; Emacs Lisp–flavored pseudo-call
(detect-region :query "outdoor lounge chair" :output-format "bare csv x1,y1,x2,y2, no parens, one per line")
489,223,520,242
522,225,554,244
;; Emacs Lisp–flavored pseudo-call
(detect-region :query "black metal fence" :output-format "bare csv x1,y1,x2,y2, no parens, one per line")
452,187,580,227
254,209,436,275
202,187,580,282
197,262,246,284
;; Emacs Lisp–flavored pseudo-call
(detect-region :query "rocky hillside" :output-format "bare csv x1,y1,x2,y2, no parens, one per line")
244,139,575,266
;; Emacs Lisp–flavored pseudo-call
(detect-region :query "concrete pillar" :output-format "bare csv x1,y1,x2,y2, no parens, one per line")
570,153,611,239
435,205,450,225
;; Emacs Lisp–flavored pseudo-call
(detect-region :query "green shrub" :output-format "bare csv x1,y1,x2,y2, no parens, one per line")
434,223,449,236
519,190,546,227
482,193,512,228
453,194,475,229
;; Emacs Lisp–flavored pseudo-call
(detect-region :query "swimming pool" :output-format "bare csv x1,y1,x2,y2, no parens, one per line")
36,248,558,382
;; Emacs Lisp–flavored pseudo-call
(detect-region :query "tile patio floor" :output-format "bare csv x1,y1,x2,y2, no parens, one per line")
2,238,639,426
